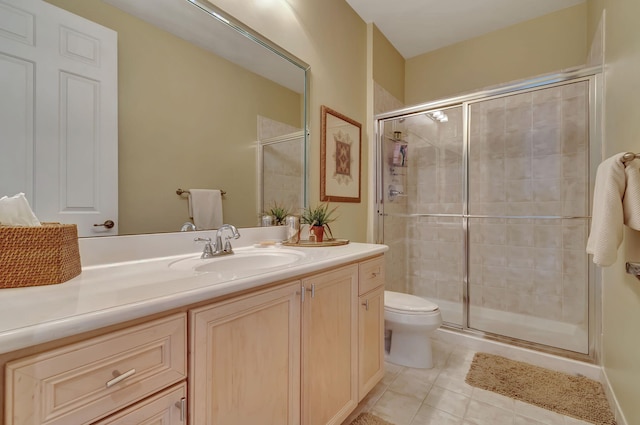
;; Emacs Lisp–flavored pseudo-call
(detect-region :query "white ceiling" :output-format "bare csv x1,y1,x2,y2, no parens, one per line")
346,0,585,59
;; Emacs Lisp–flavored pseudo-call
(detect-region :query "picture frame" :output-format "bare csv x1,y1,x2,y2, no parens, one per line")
320,105,362,203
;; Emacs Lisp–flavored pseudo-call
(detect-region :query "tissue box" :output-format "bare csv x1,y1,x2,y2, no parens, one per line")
0,223,81,288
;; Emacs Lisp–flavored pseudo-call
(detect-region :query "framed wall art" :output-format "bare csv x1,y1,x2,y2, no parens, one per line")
320,105,361,203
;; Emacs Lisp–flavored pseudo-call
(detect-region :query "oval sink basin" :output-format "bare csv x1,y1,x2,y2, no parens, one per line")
168,249,306,276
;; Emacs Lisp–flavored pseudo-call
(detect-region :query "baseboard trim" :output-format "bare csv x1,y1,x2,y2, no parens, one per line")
601,367,628,425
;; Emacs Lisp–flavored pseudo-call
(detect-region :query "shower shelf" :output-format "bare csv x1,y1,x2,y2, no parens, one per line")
390,167,406,176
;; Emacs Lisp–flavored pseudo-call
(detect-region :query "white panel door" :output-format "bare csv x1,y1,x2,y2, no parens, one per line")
0,0,118,236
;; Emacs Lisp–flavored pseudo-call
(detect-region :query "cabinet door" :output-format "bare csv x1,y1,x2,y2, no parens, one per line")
358,286,385,401
93,383,186,425
302,265,358,425
190,282,301,425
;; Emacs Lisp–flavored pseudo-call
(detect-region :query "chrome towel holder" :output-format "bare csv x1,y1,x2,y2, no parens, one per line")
622,152,639,164
176,188,227,196
626,263,640,280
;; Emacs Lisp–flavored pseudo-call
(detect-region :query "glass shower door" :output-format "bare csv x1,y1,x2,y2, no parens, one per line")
380,106,465,326
466,81,591,353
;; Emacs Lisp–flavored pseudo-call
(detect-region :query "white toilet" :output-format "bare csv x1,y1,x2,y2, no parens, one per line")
384,291,443,369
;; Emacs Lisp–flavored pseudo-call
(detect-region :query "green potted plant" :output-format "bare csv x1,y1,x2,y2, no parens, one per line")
300,203,338,242
264,202,291,226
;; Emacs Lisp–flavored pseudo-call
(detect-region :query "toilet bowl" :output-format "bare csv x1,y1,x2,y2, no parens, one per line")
384,291,442,369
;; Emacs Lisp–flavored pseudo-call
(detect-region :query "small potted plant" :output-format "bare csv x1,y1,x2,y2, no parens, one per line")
300,203,338,243
264,202,291,226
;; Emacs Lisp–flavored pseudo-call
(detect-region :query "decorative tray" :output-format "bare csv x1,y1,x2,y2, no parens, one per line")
282,239,349,247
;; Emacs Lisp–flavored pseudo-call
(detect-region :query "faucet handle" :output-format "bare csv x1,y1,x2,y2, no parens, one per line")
194,237,215,258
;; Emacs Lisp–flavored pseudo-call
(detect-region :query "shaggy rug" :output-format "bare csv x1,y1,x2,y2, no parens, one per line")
465,352,616,425
349,412,396,425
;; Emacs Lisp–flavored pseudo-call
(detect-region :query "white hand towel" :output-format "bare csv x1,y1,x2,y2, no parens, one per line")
189,189,223,230
586,153,640,266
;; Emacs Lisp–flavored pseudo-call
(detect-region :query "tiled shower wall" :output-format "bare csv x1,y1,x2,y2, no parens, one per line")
258,116,304,218
404,108,465,319
375,82,407,293
383,80,591,342
467,82,590,327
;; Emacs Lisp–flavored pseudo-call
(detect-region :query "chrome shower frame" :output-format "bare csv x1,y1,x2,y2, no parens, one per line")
374,66,603,363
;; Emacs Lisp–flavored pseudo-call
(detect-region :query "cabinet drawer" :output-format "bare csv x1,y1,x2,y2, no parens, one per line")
358,256,385,295
5,313,187,425
93,382,186,425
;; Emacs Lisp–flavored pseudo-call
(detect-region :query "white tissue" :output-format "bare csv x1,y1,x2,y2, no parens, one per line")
0,193,41,226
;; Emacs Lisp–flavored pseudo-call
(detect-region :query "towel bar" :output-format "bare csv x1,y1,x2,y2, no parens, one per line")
625,262,640,280
176,188,227,196
622,152,639,163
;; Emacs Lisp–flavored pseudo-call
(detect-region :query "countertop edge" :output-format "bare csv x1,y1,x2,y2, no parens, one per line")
0,243,387,355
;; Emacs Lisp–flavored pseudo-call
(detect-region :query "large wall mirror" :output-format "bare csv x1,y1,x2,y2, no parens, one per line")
6,0,308,236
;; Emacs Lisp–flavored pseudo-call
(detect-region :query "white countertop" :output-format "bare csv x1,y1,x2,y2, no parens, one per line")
0,229,387,355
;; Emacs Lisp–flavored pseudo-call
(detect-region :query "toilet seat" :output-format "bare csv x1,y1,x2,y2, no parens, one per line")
385,291,439,314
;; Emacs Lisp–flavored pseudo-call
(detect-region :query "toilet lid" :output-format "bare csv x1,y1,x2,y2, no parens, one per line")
385,291,439,313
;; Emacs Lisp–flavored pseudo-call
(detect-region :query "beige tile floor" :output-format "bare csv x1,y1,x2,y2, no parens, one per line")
343,339,593,425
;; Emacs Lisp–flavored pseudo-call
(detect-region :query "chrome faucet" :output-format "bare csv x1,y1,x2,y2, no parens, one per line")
194,224,241,259
214,224,241,254
180,221,197,231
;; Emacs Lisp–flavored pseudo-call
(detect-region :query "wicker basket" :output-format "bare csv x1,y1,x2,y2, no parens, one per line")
0,223,81,288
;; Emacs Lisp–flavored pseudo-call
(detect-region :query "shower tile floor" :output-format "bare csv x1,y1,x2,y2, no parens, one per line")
342,339,592,425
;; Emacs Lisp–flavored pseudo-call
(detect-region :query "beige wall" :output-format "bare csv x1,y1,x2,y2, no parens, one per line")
372,25,405,104
47,0,302,234
210,0,369,242
588,1,640,423
405,4,588,104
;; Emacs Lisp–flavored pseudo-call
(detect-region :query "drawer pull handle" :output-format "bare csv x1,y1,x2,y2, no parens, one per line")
179,397,186,422
106,368,136,388
305,284,316,298
362,299,369,311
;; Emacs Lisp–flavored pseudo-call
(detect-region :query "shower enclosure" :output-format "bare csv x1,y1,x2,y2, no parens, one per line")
375,68,600,358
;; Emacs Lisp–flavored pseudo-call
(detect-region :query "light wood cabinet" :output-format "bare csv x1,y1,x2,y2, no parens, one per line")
358,286,385,400
3,254,386,425
189,281,301,425
301,265,358,425
92,383,187,425
5,314,186,425
357,257,386,401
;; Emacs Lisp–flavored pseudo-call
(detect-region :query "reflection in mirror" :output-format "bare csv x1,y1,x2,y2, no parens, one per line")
18,0,308,236
259,129,306,217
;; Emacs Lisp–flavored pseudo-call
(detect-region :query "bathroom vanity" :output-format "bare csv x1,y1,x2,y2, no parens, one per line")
0,231,387,425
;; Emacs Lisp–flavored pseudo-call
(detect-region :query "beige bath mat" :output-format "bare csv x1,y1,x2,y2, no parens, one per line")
466,352,616,425
349,412,396,425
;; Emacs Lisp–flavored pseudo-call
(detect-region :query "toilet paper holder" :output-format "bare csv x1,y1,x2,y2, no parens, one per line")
625,262,640,280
